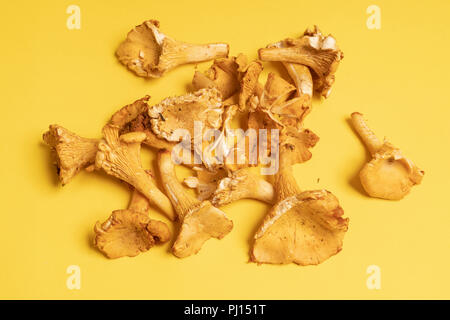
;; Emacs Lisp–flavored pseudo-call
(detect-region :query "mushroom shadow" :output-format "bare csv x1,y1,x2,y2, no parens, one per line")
39,141,61,187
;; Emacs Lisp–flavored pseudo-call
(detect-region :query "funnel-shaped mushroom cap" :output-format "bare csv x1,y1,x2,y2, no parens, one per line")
173,201,233,258
251,190,348,265
43,125,98,185
94,209,171,259
351,112,424,200
94,188,171,259
360,143,424,200
116,20,229,78
279,127,320,166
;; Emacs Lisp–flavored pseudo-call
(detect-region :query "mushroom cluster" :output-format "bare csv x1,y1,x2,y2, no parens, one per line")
42,21,422,264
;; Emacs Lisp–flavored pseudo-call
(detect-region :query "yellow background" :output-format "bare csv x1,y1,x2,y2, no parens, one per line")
1,0,449,299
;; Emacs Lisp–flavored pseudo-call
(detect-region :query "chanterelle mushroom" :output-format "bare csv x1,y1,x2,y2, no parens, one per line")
94,187,171,259
43,125,98,185
211,167,275,206
95,124,176,220
158,150,233,258
250,130,349,265
116,20,229,78
258,26,343,98
351,112,424,200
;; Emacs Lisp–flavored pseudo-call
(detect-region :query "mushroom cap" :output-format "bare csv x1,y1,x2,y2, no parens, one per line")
94,209,171,259
172,201,233,258
360,143,424,200
42,125,98,185
116,20,164,78
148,88,224,142
280,127,320,166
192,57,240,100
251,190,348,265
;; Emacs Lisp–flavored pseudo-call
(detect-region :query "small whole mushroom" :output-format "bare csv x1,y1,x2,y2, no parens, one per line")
351,112,424,200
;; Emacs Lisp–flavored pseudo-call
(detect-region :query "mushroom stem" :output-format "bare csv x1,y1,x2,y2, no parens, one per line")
159,42,229,72
351,112,383,155
180,43,229,64
259,46,337,77
96,125,176,220
274,165,301,202
43,125,99,185
158,149,201,219
284,62,313,98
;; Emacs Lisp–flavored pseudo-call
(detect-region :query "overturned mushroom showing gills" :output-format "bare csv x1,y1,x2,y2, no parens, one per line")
251,166,348,265
43,125,98,185
351,112,424,200
116,20,229,78
158,150,233,258
259,26,343,98
95,125,176,220
94,188,171,259
211,168,275,206
251,135,348,265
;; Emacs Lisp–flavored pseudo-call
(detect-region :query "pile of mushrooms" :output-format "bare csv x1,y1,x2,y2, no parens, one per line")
42,20,423,264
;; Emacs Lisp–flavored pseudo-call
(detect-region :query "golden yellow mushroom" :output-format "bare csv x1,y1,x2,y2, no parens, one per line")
94,187,171,259
259,26,343,98
43,125,98,185
351,112,424,200
251,134,349,265
95,124,176,220
158,150,233,258
116,20,229,78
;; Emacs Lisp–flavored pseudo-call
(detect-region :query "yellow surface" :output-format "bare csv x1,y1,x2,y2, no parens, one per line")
1,0,449,300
